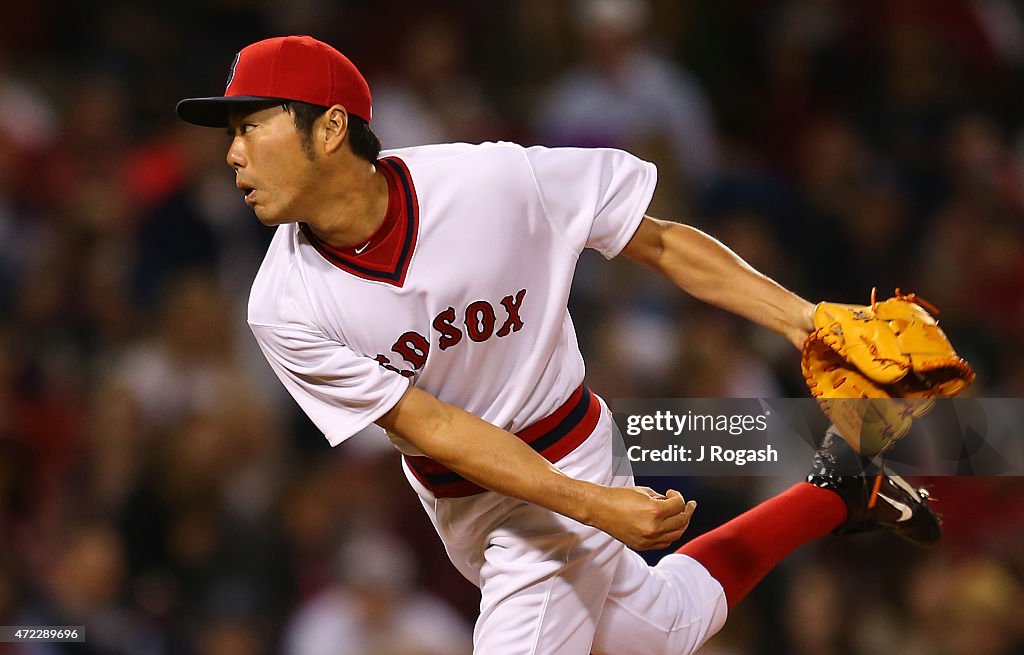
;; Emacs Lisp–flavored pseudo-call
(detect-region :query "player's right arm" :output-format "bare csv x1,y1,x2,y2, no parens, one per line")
377,385,697,551
248,319,688,549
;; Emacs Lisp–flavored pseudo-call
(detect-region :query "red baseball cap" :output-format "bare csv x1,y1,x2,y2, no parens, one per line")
176,35,372,127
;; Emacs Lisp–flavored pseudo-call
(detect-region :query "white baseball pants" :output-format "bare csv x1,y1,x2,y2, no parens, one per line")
404,398,728,655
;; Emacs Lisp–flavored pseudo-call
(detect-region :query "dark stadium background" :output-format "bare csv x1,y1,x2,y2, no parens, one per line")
0,1,1022,653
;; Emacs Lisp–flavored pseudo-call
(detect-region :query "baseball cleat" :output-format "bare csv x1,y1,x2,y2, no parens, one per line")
807,429,941,546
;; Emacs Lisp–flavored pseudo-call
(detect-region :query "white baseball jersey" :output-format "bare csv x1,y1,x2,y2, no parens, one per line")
248,141,656,452
247,141,729,655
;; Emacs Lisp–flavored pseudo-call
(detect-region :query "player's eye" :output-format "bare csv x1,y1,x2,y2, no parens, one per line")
227,124,256,138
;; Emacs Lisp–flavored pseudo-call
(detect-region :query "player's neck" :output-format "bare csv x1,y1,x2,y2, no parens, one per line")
303,160,389,248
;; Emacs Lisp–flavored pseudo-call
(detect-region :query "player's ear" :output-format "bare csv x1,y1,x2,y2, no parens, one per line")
322,105,349,155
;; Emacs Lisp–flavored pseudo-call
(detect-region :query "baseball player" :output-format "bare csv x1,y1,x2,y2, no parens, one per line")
177,36,940,655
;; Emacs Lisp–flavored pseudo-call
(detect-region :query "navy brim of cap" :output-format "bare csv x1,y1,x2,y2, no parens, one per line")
176,96,283,127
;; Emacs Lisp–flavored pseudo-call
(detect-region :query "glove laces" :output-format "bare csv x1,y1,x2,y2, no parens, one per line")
871,287,941,316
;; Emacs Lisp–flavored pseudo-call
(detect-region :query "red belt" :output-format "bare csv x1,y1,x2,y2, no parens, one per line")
404,384,601,498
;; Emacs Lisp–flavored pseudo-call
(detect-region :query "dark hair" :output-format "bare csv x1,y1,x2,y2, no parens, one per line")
284,101,381,162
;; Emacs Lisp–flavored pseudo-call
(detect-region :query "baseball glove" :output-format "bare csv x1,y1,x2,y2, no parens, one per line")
802,289,976,455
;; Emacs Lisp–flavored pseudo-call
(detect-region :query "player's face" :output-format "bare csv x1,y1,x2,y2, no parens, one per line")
225,105,318,226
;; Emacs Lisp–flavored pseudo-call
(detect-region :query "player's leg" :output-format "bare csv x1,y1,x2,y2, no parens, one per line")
471,499,622,654
592,427,941,655
406,403,628,654
592,547,728,655
804,428,942,545
672,480,846,608
590,481,843,655
673,428,940,610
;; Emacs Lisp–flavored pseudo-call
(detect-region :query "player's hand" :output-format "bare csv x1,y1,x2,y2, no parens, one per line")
590,486,697,551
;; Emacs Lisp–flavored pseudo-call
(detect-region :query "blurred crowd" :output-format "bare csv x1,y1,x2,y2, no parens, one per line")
1,1,1023,654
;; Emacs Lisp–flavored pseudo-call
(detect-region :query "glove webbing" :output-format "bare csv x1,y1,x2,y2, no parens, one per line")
871,286,940,315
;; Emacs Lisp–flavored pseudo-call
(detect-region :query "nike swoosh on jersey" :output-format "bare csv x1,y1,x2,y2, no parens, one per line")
876,491,914,522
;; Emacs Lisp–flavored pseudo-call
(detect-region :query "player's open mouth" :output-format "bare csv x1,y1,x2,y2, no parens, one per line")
237,181,256,203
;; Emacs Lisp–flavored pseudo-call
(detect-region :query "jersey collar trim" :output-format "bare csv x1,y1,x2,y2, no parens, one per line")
299,156,418,287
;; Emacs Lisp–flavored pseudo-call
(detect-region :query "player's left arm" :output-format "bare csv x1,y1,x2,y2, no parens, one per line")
620,216,814,349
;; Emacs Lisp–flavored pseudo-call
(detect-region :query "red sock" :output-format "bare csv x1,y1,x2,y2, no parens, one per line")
677,482,847,608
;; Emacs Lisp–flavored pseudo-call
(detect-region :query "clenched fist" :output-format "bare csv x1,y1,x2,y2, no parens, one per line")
589,486,697,550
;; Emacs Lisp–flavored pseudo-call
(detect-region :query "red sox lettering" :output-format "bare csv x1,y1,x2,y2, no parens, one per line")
376,288,528,377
